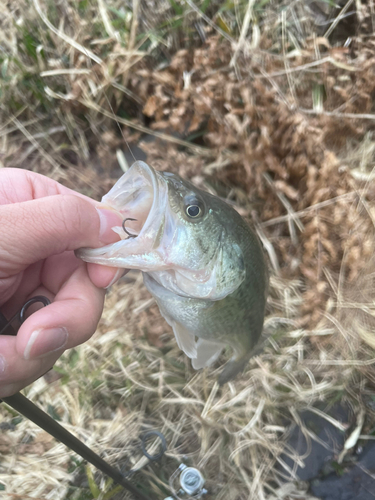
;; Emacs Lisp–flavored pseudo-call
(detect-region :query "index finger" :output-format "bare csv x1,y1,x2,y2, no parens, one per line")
0,194,123,274
0,168,101,205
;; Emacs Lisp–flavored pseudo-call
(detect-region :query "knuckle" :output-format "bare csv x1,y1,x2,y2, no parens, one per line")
58,195,96,243
0,383,21,398
77,306,100,342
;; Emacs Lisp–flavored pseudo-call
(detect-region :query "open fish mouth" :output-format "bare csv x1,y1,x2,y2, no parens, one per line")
76,161,168,268
102,161,160,238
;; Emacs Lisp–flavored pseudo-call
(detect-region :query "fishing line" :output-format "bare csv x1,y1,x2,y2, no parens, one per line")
93,72,137,163
80,29,138,163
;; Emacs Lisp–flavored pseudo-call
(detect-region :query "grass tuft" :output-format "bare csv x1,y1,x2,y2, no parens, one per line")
1,1,375,499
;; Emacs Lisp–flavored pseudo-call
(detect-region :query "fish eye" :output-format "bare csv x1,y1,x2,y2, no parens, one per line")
186,205,201,218
183,193,205,220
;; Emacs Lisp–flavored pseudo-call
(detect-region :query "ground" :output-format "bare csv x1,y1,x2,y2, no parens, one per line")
1,1,375,499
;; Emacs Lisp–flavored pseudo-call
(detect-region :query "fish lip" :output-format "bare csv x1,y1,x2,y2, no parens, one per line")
103,160,162,239
133,161,160,236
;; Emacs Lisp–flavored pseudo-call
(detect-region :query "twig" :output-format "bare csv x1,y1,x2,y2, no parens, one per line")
0,118,41,138
253,213,280,274
263,172,304,241
255,56,355,79
324,0,354,39
7,115,63,177
281,10,297,107
2,495,47,500
128,0,140,53
80,98,215,156
306,406,348,431
40,69,91,77
121,0,140,90
98,0,120,42
306,358,375,366
299,108,375,121
230,0,256,67
261,192,357,227
0,105,28,133
33,0,102,65
185,0,234,43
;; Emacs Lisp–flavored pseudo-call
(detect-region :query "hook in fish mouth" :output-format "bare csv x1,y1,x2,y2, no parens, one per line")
76,161,168,265
102,161,162,240
122,218,138,238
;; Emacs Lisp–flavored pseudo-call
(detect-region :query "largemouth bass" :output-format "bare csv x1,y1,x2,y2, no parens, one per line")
77,161,268,384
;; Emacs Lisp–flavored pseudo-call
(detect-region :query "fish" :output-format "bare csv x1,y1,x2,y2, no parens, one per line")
77,161,268,384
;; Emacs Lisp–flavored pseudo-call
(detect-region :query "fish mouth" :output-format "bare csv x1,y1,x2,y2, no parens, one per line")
76,160,168,266
101,160,161,239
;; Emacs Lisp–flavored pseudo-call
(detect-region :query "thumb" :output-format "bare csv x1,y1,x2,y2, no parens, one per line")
0,194,122,273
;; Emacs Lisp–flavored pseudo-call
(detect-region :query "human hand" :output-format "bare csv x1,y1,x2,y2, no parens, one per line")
0,168,124,398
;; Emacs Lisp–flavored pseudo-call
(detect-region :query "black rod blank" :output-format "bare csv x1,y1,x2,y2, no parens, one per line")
2,393,151,500
0,309,152,500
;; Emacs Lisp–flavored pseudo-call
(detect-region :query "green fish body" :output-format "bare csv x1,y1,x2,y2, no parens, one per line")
77,161,268,383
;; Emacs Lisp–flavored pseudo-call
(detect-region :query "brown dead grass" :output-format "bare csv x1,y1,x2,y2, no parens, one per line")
1,1,375,499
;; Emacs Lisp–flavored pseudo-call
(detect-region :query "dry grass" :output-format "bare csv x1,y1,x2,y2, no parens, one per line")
1,1,375,499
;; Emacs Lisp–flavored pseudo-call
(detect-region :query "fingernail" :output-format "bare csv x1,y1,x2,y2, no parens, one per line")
0,354,6,378
24,327,68,360
96,206,123,244
105,268,125,289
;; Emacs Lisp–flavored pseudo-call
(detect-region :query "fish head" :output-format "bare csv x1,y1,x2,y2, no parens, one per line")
77,161,245,300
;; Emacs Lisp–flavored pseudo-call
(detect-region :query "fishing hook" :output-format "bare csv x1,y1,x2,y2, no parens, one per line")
122,218,138,238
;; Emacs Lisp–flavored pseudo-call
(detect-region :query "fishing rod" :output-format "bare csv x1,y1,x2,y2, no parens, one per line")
0,297,165,500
